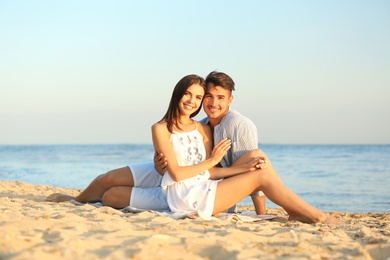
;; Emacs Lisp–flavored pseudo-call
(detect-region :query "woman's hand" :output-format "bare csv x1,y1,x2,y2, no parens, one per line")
245,156,267,171
210,138,231,165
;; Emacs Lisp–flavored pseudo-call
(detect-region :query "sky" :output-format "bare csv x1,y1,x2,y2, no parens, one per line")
0,0,389,145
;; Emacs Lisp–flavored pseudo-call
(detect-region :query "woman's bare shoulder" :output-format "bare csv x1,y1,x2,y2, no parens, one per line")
152,121,165,129
151,121,170,136
196,121,212,135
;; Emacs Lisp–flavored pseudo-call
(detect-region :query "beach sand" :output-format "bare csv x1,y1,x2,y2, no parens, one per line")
0,181,389,259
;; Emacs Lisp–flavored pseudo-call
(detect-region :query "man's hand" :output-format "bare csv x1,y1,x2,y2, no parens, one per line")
154,151,168,175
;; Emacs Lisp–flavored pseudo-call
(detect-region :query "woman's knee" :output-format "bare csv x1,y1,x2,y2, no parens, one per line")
241,149,269,161
258,168,283,188
251,149,271,162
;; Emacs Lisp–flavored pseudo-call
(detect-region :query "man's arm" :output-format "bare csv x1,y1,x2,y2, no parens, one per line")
231,120,259,163
153,151,167,175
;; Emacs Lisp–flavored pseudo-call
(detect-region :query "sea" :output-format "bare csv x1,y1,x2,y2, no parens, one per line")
0,144,389,214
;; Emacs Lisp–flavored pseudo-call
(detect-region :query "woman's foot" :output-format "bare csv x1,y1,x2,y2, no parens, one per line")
323,214,345,226
45,193,75,202
288,212,344,226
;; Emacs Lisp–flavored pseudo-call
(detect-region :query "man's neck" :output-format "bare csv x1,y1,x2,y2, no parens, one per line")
207,121,215,133
208,118,220,129
207,109,230,130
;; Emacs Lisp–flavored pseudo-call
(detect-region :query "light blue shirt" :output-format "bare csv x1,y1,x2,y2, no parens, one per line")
200,108,263,197
201,108,258,167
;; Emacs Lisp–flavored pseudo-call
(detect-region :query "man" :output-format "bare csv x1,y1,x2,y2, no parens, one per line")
47,71,266,214
155,71,266,214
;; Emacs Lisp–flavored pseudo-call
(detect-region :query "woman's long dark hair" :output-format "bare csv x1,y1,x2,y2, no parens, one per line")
161,74,206,133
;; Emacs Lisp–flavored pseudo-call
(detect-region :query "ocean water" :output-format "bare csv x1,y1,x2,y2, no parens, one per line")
0,144,389,213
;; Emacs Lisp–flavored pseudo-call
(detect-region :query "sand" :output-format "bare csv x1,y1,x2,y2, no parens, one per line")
0,181,389,259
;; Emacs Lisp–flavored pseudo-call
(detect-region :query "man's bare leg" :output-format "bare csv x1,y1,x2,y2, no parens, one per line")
252,195,266,215
45,167,133,203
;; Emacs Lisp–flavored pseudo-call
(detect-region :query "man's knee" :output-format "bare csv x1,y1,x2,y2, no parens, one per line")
101,188,113,204
96,170,117,187
101,187,130,207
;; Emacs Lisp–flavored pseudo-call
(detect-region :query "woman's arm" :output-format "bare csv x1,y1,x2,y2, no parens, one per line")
151,122,230,182
208,156,265,180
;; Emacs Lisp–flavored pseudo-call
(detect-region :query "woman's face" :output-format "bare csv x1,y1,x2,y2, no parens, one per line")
178,84,205,116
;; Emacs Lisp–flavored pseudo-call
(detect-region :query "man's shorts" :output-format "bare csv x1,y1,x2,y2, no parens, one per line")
128,162,169,211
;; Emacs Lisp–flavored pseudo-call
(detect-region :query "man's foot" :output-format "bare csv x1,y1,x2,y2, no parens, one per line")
45,193,75,202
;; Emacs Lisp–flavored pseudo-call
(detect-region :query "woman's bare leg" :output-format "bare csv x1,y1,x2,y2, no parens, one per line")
231,149,283,182
45,167,134,203
230,149,281,214
213,167,343,225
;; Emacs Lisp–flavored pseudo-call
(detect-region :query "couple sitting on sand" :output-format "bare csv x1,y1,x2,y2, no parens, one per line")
46,71,343,225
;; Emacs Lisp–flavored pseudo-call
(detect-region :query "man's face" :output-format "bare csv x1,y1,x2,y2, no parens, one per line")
202,83,233,126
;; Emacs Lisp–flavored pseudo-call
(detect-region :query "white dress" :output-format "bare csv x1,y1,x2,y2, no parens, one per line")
161,123,221,219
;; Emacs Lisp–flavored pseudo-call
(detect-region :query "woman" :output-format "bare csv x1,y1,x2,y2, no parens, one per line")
46,74,262,212
151,74,343,225
48,74,342,225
